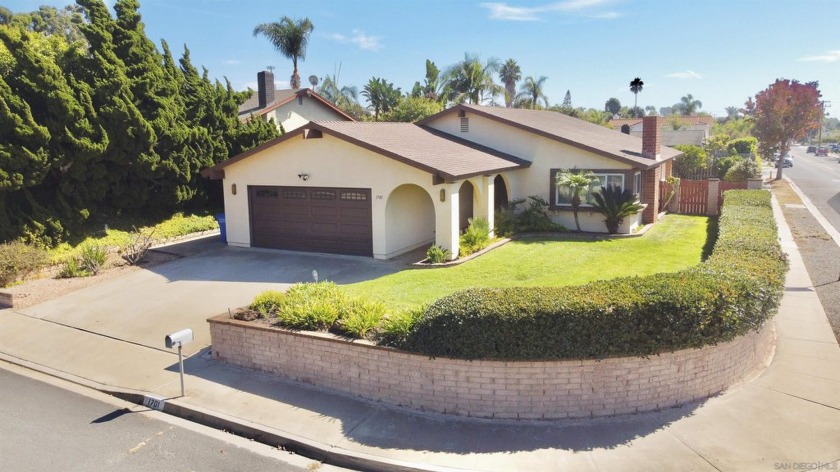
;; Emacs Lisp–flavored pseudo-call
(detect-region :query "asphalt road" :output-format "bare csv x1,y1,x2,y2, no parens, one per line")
0,363,334,472
781,144,840,234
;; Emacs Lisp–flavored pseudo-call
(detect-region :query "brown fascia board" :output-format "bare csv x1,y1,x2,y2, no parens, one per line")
200,127,309,179
421,104,674,170
256,90,356,122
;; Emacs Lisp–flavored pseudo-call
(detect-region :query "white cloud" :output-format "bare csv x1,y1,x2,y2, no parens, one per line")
666,70,703,80
223,59,241,66
327,30,383,51
798,50,840,63
480,0,617,21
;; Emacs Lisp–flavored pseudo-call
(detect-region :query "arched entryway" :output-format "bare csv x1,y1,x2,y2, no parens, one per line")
494,174,509,210
458,180,474,230
385,184,435,257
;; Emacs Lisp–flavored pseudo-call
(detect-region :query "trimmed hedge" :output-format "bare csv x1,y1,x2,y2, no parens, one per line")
393,190,786,360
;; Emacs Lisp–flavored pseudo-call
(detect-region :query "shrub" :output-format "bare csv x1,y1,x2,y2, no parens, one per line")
495,196,563,236
426,245,451,264
673,145,708,178
79,243,108,275
723,158,761,182
272,282,347,331
377,307,425,348
337,298,387,339
58,257,89,279
250,290,285,317
591,185,644,234
726,137,758,156
393,189,786,360
0,241,49,287
121,229,155,265
147,213,217,240
459,217,491,256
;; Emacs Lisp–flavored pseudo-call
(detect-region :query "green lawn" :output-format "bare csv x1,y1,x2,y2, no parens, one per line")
344,214,712,311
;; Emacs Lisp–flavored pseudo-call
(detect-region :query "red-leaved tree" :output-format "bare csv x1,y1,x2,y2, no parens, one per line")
753,79,822,180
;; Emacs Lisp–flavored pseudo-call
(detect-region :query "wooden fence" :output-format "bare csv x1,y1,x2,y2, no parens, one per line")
661,179,754,216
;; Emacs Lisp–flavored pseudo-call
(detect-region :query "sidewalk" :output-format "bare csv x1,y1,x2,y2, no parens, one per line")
1,197,839,471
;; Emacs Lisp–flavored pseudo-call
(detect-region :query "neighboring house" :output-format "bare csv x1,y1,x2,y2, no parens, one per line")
610,115,714,147
203,105,681,260
238,70,354,132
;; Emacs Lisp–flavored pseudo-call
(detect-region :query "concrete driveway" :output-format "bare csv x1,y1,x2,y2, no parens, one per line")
17,237,403,356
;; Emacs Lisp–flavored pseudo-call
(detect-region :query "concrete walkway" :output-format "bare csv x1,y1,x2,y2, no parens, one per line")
1,199,839,471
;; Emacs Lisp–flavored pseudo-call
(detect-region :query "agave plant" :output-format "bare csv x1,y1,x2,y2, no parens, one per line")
591,185,645,234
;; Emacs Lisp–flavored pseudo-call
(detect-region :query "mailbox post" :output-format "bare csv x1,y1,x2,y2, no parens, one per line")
165,328,193,397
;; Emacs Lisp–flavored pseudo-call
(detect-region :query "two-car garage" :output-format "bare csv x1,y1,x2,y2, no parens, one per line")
248,186,373,257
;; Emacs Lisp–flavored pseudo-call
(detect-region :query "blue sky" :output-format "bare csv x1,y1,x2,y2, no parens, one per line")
7,0,840,118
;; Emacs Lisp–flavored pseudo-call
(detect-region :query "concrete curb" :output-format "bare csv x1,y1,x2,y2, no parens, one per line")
0,350,453,472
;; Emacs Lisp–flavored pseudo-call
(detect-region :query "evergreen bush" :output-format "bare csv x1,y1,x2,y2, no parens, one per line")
395,190,786,360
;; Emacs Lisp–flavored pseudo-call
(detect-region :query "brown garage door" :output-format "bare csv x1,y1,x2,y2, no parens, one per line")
249,186,373,256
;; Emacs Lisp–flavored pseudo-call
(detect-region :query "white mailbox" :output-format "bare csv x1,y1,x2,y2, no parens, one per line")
165,328,194,349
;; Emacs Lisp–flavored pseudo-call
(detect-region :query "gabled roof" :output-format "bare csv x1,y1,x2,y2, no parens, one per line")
238,88,355,122
202,121,530,182
420,104,681,169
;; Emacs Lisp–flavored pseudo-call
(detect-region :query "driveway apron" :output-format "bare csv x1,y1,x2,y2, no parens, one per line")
16,245,400,356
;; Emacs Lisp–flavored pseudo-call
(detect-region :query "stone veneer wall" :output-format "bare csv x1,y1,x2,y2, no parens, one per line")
208,315,775,420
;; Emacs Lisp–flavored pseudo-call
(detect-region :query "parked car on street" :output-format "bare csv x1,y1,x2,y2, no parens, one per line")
783,156,793,167
807,145,816,153
816,147,829,156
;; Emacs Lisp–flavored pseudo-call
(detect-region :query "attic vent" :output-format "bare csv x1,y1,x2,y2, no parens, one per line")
298,95,304,105
460,117,469,133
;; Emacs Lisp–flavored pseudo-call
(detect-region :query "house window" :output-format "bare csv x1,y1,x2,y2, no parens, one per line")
634,172,642,195
555,172,625,206
460,117,469,133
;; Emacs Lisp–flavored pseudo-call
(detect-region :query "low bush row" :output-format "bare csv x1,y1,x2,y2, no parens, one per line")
251,282,388,339
387,189,786,360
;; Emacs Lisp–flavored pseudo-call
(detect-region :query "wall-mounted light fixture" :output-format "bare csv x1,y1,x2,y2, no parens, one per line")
231,183,237,195
439,189,446,202
298,173,310,181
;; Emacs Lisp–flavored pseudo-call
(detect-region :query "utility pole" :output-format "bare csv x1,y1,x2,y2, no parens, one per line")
818,100,831,150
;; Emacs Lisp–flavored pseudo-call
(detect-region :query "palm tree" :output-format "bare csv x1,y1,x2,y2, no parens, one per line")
676,93,703,116
499,58,521,108
629,77,644,110
362,77,401,120
444,53,503,105
556,169,597,231
253,17,314,89
591,185,644,234
515,75,549,110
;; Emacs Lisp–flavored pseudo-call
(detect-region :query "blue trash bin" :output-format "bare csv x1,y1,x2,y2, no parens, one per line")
215,213,227,243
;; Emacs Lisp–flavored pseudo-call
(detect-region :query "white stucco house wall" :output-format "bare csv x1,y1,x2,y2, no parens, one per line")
204,105,681,260
238,70,354,133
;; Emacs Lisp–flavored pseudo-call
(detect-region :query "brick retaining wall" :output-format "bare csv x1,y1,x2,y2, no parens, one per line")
208,315,775,419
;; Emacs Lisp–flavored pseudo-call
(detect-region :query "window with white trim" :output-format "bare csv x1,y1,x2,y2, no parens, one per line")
555,173,625,206
634,172,642,195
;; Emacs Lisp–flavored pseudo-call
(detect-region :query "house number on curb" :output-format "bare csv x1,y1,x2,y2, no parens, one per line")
143,395,166,411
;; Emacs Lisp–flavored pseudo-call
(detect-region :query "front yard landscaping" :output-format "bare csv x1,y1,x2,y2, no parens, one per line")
344,214,711,311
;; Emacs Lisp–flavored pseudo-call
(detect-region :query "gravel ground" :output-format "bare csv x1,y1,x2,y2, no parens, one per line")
1,250,179,309
768,179,840,343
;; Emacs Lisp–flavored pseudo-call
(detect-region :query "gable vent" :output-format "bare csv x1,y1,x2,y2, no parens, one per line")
460,117,469,133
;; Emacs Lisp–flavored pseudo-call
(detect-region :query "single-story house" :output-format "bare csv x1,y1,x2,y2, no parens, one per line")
238,70,354,132
203,105,681,259
610,115,714,147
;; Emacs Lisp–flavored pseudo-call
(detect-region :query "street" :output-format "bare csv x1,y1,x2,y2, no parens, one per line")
779,144,840,235
0,363,329,472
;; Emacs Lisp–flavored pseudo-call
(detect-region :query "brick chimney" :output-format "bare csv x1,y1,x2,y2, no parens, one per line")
257,70,275,109
642,115,661,160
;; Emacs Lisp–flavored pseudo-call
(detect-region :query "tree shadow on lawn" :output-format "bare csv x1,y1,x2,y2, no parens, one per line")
174,351,711,455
